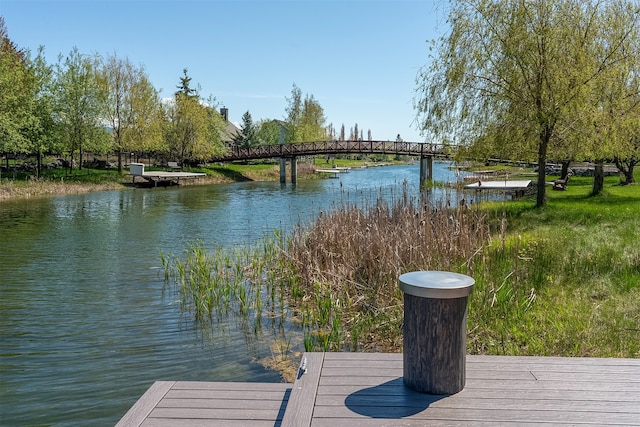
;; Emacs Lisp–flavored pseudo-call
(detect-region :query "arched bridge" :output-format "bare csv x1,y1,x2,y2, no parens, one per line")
212,140,449,162
211,140,451,185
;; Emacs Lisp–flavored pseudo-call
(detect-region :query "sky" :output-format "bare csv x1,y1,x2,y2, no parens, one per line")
1,0,449,142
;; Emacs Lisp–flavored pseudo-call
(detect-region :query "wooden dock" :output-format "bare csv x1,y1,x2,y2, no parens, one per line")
464,179,533,198
128,163,205,187
117,352,640,426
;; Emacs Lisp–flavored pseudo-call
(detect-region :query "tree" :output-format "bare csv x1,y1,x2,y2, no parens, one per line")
255,119,282,146
54,48,109,172
0,17,34,161
164,71,225,164
284,83,303,142
234,111,256,148
416,0,640,206
101,54,162,173
283,83,328,142
299,95,328,141
27,47,62,176
176,68,198,99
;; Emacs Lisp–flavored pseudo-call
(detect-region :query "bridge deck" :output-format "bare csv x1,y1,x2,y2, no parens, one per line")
117,353,640,426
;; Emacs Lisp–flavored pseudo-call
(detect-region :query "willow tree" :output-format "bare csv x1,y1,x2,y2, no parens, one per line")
101,54,162,173
416,0,640,207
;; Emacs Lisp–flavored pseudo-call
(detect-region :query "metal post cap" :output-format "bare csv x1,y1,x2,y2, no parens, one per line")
399,271,475,299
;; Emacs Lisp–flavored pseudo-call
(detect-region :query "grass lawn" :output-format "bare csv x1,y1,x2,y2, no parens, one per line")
470,174,640,357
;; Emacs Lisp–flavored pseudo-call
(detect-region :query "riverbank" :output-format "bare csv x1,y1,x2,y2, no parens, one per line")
0,158,409,202
0,162,299,202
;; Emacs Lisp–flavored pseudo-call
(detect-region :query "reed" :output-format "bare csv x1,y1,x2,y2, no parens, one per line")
278,187,490,352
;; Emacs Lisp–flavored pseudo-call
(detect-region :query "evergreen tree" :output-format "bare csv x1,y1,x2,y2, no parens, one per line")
176,68,198,99
235,110,256,148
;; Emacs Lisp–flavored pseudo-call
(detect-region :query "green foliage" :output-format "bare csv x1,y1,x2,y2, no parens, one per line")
284,83,328,143
53,47,109,170
163,70,225,164
234,111,257,148
255,120,283,146
416,0,640,207
101,54,163,173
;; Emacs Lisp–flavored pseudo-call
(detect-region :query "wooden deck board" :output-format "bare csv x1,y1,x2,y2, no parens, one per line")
118,354,640,426
310,353,640,426
119,381,290,427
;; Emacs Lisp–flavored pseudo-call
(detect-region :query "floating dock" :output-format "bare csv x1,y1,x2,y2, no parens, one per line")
464,179,532,198
117,352,640,426
128,163,206,187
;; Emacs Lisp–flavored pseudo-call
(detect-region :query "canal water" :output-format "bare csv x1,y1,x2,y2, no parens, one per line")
0,162,476,426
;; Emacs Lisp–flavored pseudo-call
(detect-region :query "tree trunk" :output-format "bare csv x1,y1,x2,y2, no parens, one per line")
117,151,123,174
37,147,42,178
536,132,550,208
561,160,571,179
592,160,604,196
614,157,636,185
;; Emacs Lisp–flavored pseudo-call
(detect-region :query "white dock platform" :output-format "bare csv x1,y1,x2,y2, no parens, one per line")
128,163,205,187
464,180,532,198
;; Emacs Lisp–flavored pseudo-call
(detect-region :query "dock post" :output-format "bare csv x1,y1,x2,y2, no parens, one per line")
280,157,287,183
399,271,474,394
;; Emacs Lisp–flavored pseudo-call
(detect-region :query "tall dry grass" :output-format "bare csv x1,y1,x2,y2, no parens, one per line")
281,189,489,352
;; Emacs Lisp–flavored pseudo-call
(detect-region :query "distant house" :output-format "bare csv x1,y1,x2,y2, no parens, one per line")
219,107,242,144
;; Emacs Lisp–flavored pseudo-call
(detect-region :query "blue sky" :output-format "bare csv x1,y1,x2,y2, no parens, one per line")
1,0,448,142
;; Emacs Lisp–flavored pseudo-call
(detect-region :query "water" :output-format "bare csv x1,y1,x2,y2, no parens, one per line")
0,162,473,426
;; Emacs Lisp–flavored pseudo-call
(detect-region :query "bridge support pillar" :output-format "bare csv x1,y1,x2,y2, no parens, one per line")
279,157,297,183
291,156,297,184
420,156,433,187
280,158,287,183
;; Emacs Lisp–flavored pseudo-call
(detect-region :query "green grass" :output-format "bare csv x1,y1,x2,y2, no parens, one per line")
469,174,640,357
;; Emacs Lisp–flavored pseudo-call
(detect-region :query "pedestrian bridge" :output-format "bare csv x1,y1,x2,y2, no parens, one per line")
211,140,451,185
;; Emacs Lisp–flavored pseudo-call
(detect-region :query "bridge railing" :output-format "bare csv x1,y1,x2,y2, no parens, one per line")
212,140,448,162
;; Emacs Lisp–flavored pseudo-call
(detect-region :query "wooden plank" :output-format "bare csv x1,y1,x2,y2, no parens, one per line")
311,419,631,427
116,381,174,427
315,394,639,413
142,419,280,427
316,384,640,402
163,388,292,400
170,381,291,391
148,407,288,420
310,405,640,424
281,352,325,427
157,397,287,410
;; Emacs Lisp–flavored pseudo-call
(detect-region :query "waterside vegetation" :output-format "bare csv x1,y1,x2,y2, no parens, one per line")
162,171,639,380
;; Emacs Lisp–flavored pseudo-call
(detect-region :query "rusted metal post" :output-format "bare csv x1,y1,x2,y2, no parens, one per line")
399,271,474,394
